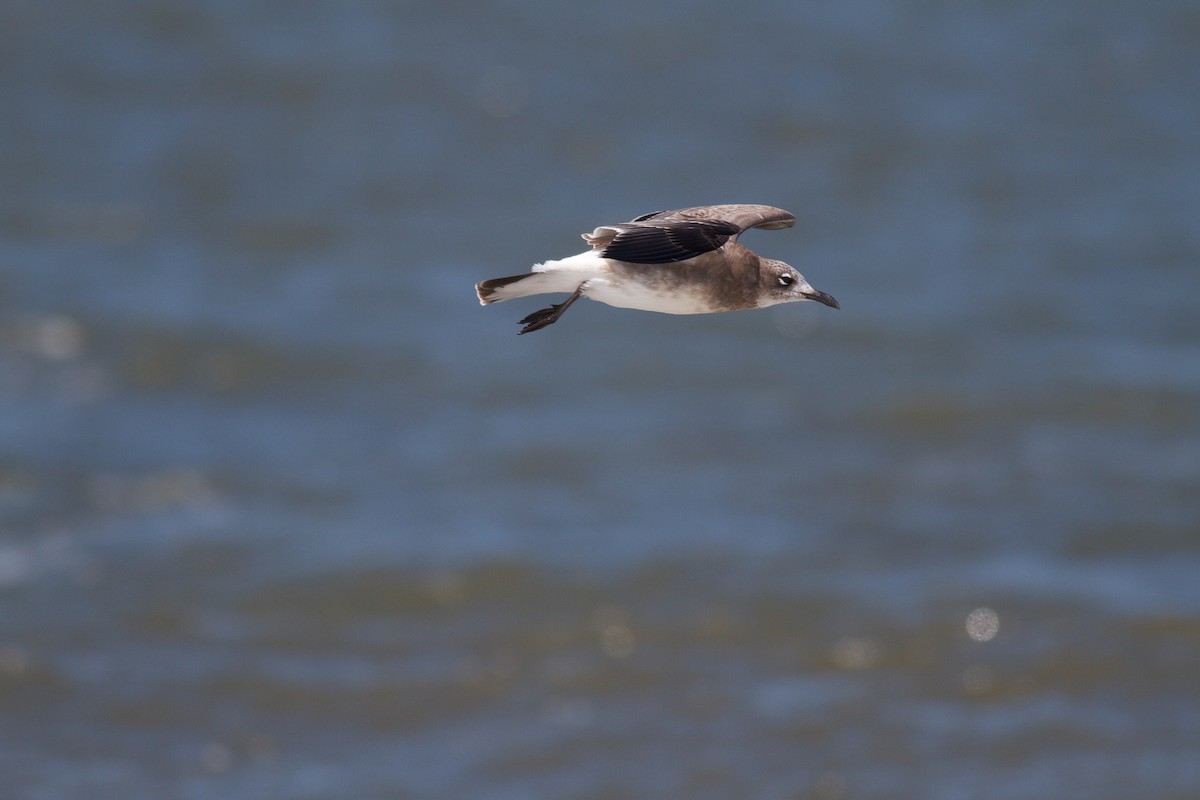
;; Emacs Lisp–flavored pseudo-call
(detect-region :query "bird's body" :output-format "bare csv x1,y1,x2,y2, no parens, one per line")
476,204,838,334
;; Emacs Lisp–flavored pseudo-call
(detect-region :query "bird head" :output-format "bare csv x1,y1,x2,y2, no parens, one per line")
760,259,839,309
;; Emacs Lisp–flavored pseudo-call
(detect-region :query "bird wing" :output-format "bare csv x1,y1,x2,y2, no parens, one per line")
630,204,795,232
587,219,741,264
580,205,793,265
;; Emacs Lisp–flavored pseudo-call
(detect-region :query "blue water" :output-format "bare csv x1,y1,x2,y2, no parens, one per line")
2,2,1199,798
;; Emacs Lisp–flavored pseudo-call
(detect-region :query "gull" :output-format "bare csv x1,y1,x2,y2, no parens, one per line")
475,204,839,334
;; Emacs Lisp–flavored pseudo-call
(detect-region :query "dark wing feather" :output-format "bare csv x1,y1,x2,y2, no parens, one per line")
599,219,741,264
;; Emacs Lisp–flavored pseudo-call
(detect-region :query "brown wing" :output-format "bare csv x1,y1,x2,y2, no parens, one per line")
630,204,795,232
580,204,793,265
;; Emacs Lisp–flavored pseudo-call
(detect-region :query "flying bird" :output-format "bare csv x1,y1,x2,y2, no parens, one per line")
475,204,839,334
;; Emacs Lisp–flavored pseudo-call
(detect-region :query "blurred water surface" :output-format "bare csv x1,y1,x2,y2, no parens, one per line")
2,1,1199,798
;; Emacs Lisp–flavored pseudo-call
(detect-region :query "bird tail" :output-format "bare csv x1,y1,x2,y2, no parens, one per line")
476,273,533,305
477,252,606,305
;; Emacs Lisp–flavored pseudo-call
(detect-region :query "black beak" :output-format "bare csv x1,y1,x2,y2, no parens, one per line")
804,289,840,309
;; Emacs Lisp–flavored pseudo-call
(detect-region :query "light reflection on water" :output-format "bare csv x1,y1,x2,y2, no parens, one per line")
2,0,1199,798
966,607,1000,642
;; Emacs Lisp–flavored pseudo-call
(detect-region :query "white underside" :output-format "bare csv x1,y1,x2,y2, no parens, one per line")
582,276,715,314
489,250,719,315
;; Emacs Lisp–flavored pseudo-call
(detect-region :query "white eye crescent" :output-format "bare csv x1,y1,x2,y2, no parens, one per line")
778,274,795,287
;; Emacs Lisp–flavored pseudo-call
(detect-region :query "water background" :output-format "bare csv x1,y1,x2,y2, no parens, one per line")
2,2,1199,798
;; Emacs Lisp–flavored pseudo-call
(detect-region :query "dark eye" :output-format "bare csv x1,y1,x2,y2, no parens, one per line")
778,274,795,287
